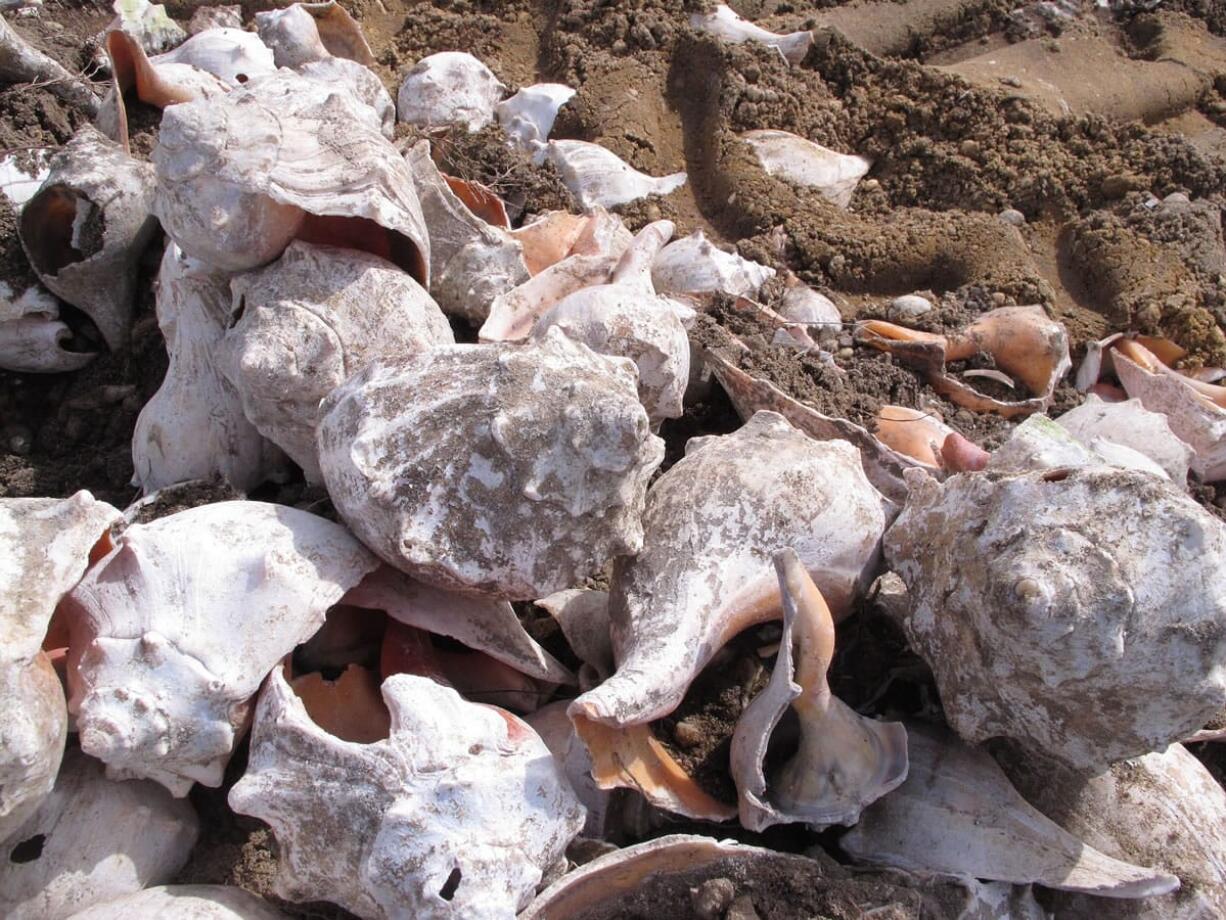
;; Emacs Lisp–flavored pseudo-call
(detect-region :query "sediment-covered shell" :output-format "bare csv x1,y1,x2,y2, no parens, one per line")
255,3,330,67
64,501,378,795
219,240,453,483
228,665,584,920
1056,394,1193,484
396,51,506,131
777,276,842,346
987,415,1170,480
885,466,1226,769
0,747,199,920
0,282,94,373
0,492,120,844
317,327,664,600
298,56,395,137
496,83,575,161
689,5,814,65
742,129,870,208
188,6,243,34
650,230,775,303
546,140,687,211
65,885,289,920
19,126,157,351
840,724,1179,898
571,410,887,728
132,243,285,494
152,70,430,278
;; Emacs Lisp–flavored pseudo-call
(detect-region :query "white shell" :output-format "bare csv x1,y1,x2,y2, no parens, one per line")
885,466,1226,770
152,70,430,277
0,747,199,920
689,6,814,65
525,701,611,838
650,230,775,301
0,282,94,373
228,666,584,919
840,724,1179,897
0,493,120,843
317,327,664,600
66,885,289,920
495,83,575,161
298,56,395,137
65,501,378,795
19,126,157,350
219,240,453,484
0,148,50,207
570,410,887,727
987,415,1170,480
152,27,275,87
404,141,529,323
778,279,841,345
531,221,691,425
396,51,506,131
1057,395,1194,484
888,293,934,321
742,129,871,208
255,3,329,67
188,6,243,34
545,140,687,211
132,243,284,494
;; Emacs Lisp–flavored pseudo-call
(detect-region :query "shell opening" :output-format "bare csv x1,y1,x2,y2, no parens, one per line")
439,866,462,901
296,214,428,285
20,184,98,276
8,833,46,864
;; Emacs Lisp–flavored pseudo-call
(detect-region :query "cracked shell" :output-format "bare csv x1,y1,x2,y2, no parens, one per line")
316,326,664,600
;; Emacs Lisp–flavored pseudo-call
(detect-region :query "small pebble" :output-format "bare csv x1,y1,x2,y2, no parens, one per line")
888,294,933,320
837,346,854,360
691,877,736,920
726,894,762,920
998,208,1025,226
991,292,1007,306
999,75,1023,88
1163,192,1191,206
673,718,704,748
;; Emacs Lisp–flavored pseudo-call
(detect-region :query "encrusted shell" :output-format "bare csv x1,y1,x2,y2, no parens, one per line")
571,410,887,727
64,501,378,795
228,665,584,919
152,70,430,277
65,885,289,920
255,3,330,67
689,5,813,65
650,230,775,302
219,240,453,483
885,466,1226,769
19,126,157,350
132,243,285,494
396,51,506,131
316,327,664,600
741,129,871,208
987,415,1169,480
1056,395,1193,484
0,747,199,920
298,56,395,137
545,140,687,211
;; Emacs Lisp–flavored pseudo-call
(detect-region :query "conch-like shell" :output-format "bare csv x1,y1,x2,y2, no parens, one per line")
150,26,275,86
871,405,952,472
650,230,775,303
531,220,691,425
0,492,120,843
256,1,374,68
731,549,907,831
841,724,1180,898
228,665,584,919
404,141,529,323
396,51,507,131
886,466,1226,770
19,126,157,351
742,129,871,208
317,327,664,600
546,140,687,211
777,275,842,346
219,240,453,483
689,5,814,65
857,306,1071,416
298,56,395,137
988,415,1171,480
571,410,886,728
64,886,289,920
152,70,430,277
0,747,199,920
1056,394,1193,484
64,501,378,795
0,283,94,373
132,243,285,494
496,83,575,162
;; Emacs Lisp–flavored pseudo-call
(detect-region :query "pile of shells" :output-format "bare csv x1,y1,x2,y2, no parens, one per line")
3,3,1226,919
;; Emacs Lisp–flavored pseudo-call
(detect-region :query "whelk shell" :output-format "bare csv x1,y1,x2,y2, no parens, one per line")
317,327,663,600
64,501,378,795
396,51,507,131
689,5,814,65
545,139,687,211
228,665,584,919
1055,393,1193,484
64,885,289,920
151,26,275,86
0,282,93,373
741,129,871,208
987,414,1172,480
650,229,775,304
496,83,575,162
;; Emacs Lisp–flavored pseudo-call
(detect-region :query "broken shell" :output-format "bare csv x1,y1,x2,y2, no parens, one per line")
840,723,1179,897
132,243,285,494
219,240,453,483
885,466,1226,770
730,549,907,831
0,283,94,373
536,588,613,688
496,83,575,161
255,3,330,67
404,141,529,323
317,327,664,600
0,148,50,208
298,56,395,137
571,410,886,728
151,27,275,87
871,405,951,471
525,701,613,837
0,747,199,920
65,885,289,920
741,130,871,208
531,220,691,425
546,140,687,211
19,126,157,351
298,0,376,66
650,230,775,303
689,5,814,65
988,415,1171,480
228,665,584,919
857,306,1071,417
64,501,378,795
108,0,185,56
291,663,390,743
396,51,507,131
0,492,120,844
510,210,591,276
152,70,430,278
777,276,842,346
